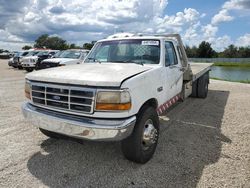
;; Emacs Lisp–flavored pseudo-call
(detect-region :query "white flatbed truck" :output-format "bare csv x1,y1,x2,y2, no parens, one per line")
22,33,213,163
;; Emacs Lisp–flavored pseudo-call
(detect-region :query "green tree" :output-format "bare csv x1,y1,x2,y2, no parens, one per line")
235,46,250,58
69,43,76,49
83,41,96,50
222,44,238,58
22,45,32,50
197,41,217,58
185,45,198,58
34,34,68,50
34,34,49,49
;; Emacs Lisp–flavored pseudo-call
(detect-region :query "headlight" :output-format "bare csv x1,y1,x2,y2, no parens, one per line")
32,59,36,63
25,80,31,99
95,90,131,111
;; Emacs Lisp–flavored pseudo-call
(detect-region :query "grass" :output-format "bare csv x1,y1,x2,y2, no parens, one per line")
213,62,250,67
210,77,250,84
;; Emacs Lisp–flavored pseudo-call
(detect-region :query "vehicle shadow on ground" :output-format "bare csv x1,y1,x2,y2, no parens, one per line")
27,90,231,188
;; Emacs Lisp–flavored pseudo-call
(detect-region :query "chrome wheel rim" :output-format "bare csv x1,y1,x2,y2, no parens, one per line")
142,119,158,150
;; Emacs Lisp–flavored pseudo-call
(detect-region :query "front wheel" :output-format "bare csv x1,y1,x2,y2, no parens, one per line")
17,65,23,70
121,106,159,163
25,68,33,72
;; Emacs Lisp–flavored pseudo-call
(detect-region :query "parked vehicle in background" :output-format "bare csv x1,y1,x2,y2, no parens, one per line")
8,52,18,66
8,51,18,58
22,33,212,163
37,49,89,69
8,57,14,66
12,51,30,69
22,50,59,72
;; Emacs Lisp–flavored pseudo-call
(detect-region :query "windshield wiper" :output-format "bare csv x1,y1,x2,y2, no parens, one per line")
109,60,144,66
126,60,144,66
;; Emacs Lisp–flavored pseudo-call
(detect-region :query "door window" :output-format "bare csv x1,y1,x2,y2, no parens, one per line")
165,42,178,66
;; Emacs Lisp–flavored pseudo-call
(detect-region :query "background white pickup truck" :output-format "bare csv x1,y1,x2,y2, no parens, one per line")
21,50,59,72
38,49,89,69
22,33,212,163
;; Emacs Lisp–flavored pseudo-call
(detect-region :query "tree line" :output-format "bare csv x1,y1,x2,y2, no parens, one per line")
22,34,96,50
186,41,250,58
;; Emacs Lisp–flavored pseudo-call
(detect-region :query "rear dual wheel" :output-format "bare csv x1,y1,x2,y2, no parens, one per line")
121,106,159,163
191,73,209,98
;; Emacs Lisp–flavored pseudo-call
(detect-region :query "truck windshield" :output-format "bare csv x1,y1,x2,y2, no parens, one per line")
36,51,49,56
85,39,160,65
53,51,63,58
59,51,81,59
26,51,40,56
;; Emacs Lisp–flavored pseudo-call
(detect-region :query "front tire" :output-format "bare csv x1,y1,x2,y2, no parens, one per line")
25,68,33,72
17,65,23,70
121,106,159,163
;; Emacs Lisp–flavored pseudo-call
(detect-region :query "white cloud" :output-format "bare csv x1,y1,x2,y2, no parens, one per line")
202,24,218,40
0,29,23,43
2,0,206,50
235,33,250,46
0,0,248,51
211,9,234,25
223,0,250,10
211,35,233,51
211,0,250,26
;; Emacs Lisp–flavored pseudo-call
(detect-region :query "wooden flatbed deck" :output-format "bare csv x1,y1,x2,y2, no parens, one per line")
190,62,213,81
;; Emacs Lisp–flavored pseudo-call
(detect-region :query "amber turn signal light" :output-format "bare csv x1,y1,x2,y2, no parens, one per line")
96,103,131,111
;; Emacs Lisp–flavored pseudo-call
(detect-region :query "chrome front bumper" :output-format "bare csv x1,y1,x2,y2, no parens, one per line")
22,102,136,141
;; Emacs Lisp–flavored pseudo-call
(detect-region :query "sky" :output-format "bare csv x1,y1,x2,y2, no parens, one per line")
0,0,249,51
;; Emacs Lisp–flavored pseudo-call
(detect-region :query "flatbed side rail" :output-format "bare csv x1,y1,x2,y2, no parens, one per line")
189,63,213,81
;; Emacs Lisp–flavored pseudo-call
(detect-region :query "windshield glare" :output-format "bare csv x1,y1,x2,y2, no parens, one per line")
85,39,160,65
53,51,63,58
26,51,40,56
59,51,81,59
36,51,49,56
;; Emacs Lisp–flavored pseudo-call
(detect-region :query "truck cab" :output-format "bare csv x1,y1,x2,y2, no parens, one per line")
22,33,212,163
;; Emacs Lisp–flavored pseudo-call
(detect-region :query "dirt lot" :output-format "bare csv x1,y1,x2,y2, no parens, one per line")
0,59,249,188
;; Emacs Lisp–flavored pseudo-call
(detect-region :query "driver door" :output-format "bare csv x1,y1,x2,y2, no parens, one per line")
163,41,183,101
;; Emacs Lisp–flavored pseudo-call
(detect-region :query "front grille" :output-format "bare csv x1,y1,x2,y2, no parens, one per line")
31,82,96,114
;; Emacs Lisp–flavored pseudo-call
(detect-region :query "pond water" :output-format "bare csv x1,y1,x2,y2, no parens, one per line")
210,66,250,81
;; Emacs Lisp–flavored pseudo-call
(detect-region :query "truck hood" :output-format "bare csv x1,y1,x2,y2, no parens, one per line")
26,63,152,87
42,58,78,64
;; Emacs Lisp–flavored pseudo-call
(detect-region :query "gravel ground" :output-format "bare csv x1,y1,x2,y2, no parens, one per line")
0,59,249,188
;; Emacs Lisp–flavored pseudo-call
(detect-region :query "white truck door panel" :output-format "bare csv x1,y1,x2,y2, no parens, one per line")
169,65,183,94
163,41,183,102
